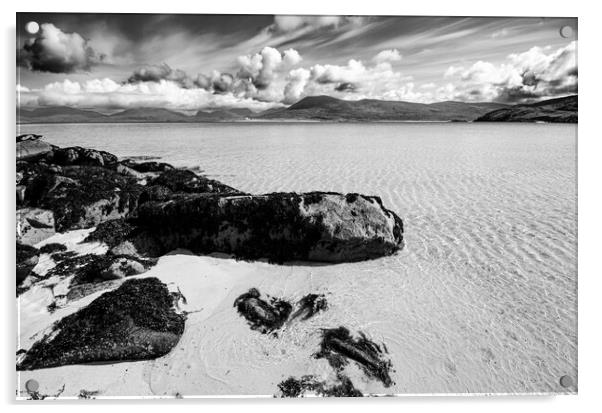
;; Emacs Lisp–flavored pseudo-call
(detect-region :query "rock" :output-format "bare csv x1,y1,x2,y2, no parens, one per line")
149,169,239,194
25,166,142,232
42,252,155,286
115,164,145,180
121,160,175,173
16,208,55,246
289,294,328,322
133,192,404,263
138,185,174,204
84,219,136,248
99,257,149,280
16,140,53,161
277,374,363,397
47,146,118,167
17,134,43,142
315,327,394,387
17,243,39,285
233,288,292,334
17,278,186,370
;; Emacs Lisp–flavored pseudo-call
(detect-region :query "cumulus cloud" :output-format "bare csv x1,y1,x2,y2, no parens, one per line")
236,46,301,90
442,41,577,103
19,78,282,113
18,23,104,73
305,59,412,100
283,68,311,103
372,49,402,64
127,63,196,88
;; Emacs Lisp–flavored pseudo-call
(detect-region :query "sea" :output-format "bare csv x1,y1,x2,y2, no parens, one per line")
17,122,577,395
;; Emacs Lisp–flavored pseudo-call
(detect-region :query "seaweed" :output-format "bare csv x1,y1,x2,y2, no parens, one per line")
289,294,328,321
83,218,136,248
315,327,394,387
39,243,67,254
277,374,363,397
233,288,292,334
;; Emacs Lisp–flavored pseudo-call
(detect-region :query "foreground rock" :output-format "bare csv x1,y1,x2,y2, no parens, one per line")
17,243,39,285
17,278,185,370
16,208,55,245
20,165,142,231
315,326,394,387
46,146,118,167
16,138,53,161
133,192,404,263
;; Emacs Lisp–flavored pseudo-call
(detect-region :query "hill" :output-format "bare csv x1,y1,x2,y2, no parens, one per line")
256,95,509,122
475,95,577,123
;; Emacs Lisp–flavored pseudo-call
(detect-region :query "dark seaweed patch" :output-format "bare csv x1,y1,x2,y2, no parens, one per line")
315,327,394,387
277,374,363,397
40,243,67,254
234,288,292,334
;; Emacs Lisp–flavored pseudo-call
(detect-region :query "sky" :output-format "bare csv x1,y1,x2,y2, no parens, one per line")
16,13,578,113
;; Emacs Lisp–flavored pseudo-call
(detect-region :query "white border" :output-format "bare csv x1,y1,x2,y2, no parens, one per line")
3,1,600,411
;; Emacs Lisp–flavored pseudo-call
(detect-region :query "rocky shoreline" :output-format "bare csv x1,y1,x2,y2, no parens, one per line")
16,133,405,397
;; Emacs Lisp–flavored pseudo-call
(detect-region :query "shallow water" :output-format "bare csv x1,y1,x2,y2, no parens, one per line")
18,122,577,395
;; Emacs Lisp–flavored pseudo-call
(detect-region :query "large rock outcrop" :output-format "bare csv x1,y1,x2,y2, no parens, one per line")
17,278,185,370
131,192,404,263
20,165,142,232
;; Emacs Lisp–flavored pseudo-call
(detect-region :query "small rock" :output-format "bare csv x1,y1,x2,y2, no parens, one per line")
16,208,55,246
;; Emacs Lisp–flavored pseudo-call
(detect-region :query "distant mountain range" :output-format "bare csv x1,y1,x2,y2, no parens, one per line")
17,95,577,124
255,95,508,122
474,95,577,123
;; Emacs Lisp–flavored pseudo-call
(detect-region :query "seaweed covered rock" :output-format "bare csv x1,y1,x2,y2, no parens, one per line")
84,219,136,248
148,169,239,195
315,327,394,387
234,288,292,334
121,160,174,173
17,243,39,285
17,278,186,370
277,374,363,398
134,192,404,263
47,146,118,167
44,252,155,285
23,165,143,231
16,208,55,246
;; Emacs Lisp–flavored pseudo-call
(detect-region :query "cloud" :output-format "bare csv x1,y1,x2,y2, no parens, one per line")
372,49,402,64
236,46,301,90
306,59,412,99
19,78,282,113
18,23,104,73
441,41,577,103
272,16,363,32
127,63,196,88
283,68,310,103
